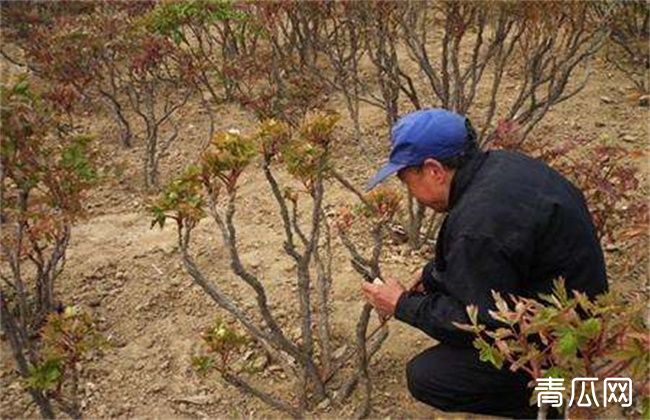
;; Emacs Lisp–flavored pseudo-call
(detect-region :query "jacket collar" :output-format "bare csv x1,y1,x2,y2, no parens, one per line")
448,151,488,209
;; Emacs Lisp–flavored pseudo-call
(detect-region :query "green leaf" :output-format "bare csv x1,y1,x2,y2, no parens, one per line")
14,79,29,95
61,136,97,182
171,29,183,44
26,359,63,390
191,356,214,375
63,305,79,318
473,338,504,370
577,318,601,340
556,330,578,357
150,207,167,229
641,396,650,420
491,328,514,340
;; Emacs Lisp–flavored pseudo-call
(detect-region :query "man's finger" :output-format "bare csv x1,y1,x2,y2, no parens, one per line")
378,311,390,322
361,282,377,294
409,275,423,288
410,279,423,292
385,277,403,289
361,288,374,302
384,277,398,286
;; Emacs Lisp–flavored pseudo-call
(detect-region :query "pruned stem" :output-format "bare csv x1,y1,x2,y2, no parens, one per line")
0,293,55,419
352,304,373,419
222,371,302,419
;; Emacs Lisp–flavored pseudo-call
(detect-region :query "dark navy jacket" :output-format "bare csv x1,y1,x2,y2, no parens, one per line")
395,150,608,347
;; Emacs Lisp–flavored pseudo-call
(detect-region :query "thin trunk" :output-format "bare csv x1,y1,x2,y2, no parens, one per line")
145,133,157,189
99,90,132,148
315,281,332,375
352,304,372,419
407,195,426,250
0,294,55,418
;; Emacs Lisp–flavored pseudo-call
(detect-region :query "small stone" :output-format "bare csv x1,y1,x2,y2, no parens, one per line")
283,262,296,273
243,250,261,269
600,96,614,104
96,404,108,416
621,134,636,143
333,345,348,360
110,336,128,348
291,326,302,339
316,398,331,411
149,383,166,394
176,395,213,405
252,355,269,371
639,95,649,107
268,364,283,373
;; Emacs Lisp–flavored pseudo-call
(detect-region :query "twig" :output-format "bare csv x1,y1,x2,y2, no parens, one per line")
222,371,302,419
151,264,164,276
352,304,372,419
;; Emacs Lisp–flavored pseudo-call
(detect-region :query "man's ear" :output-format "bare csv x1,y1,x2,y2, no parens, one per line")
422,158,446,180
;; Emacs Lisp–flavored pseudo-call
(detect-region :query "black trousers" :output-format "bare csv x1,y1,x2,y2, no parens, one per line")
406,344,540,419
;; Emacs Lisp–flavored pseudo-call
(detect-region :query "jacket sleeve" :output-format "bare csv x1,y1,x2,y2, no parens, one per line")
420,259,440,294
395,234,524,347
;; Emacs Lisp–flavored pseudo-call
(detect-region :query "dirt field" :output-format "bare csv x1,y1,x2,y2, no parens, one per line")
1,46,648,419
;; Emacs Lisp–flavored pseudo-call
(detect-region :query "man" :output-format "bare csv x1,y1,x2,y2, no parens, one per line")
362,108,608,418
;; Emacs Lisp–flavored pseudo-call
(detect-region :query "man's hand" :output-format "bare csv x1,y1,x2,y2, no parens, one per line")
361,277,406,318
409,271,425,293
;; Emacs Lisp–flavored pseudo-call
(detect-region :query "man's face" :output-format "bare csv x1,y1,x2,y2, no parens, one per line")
397,159,453,212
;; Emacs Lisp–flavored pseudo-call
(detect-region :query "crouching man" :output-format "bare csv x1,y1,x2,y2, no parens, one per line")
362,109,608,418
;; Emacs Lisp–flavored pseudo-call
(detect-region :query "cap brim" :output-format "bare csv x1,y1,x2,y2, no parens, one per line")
365,162,407,192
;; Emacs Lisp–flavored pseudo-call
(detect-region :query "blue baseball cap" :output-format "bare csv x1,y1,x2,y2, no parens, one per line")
366,108,472,191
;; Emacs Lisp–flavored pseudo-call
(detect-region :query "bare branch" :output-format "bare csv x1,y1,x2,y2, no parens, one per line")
222,371,302,418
